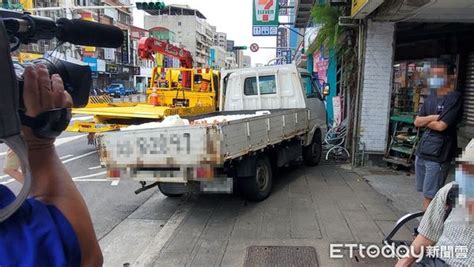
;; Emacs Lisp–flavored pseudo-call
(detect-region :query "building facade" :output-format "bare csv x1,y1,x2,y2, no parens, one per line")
214,32,227,50
243,55,252,68
144,5,216,68
209,46,226,69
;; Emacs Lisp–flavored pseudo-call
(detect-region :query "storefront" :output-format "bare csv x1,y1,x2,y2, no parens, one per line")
358,19,474,166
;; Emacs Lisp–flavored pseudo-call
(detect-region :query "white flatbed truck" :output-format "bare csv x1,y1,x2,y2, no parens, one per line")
99,64,327,200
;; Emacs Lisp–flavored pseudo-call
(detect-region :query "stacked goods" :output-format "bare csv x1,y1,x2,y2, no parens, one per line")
122,111,272,131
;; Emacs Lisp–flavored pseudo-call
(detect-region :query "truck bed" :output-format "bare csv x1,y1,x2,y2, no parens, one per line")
72,104,215,119
99,108,310,168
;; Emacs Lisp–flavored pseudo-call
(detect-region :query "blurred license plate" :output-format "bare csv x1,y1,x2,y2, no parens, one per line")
105,127,207,166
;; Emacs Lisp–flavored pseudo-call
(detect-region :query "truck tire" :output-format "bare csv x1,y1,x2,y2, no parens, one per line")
158,182,187,197
240,156,273,201
303,132,322,166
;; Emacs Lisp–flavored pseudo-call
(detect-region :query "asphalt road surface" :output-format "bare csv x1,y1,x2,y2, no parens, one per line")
0,115,154,240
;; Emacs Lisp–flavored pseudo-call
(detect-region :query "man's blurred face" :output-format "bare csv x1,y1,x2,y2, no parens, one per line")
458,163,474,216
429,65,451,96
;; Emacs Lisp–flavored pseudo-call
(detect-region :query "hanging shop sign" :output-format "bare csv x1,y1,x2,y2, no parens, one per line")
120,65,131,74
313,50,329,84
121,30,129,64
83,57,98,72
97,59,106,73
104,48,115,61
133,66,141,75
106,63,119,74
279,0,288,15
252,0,279,36
80,13,96,56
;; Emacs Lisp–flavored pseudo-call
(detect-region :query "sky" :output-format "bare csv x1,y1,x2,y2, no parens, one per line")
132,0,285,65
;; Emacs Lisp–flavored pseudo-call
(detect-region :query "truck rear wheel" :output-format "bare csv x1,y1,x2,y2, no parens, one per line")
158,182,187,197
240,156,273,201
303,132,322,166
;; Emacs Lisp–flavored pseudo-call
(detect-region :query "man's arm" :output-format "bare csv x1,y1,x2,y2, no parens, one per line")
426,120,448,132
414,115,439,128
396,183,452,266
395,234,435,267
426,95,462,132
22,65,102,266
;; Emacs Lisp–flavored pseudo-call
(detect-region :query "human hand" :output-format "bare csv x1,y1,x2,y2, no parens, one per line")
21,64,72,150
429,115,440,122
395,257,414,267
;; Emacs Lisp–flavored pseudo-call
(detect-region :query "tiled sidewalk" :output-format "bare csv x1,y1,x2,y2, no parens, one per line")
142,164,414,266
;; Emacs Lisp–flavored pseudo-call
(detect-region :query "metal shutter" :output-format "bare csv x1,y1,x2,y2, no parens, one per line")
464,53,474,126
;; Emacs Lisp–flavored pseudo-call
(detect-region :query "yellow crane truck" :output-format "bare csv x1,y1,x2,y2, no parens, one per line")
67,37,220,143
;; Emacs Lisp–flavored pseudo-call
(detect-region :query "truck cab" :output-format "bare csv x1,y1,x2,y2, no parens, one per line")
221,64,327,148
101,64,328,200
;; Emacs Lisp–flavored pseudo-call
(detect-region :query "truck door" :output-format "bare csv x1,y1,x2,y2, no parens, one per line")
301,74,327,132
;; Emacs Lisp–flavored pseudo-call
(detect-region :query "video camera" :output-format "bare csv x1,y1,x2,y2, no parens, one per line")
0,9,123,222
1,9,124,138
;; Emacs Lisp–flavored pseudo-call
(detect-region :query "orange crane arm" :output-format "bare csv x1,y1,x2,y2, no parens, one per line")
138,37,193,68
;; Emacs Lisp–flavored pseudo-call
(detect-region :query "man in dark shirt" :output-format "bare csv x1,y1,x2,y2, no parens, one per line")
414,60,463,210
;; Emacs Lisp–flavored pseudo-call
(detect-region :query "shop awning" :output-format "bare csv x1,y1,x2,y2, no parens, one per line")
374,0,474,22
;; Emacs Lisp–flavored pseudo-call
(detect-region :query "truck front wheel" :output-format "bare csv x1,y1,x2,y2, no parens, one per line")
303,132,322,166
158,182,187,197
239,156,273,201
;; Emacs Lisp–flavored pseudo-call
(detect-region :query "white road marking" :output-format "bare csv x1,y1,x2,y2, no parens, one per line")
73,171,107,179
54,135,86,146
70,116,94,122
110,180,120,186
72,178,109,182
0,134,86,157
0,178,15,185
59,154,74,160
62,151,96,164
88,165,102,170
134,200,192,266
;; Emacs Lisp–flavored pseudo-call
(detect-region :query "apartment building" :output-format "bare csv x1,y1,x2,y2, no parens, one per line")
144,5,216,67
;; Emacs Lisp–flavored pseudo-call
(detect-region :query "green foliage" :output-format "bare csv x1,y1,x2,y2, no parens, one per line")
307,5,342,55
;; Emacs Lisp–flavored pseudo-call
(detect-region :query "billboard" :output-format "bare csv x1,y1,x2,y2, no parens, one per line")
121,30,129,64
252,0,279,36
279,0,288,15
276,28,290,64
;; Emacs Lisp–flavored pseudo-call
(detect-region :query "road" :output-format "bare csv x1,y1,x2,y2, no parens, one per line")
0,115,405,266
0,115,154,240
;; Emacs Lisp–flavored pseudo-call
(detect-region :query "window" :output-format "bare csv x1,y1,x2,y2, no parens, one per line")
301,75,322,99
244,75,277,96
178,22,182,26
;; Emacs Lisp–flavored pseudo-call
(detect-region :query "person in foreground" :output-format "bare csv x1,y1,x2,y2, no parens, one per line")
396,139,474,267
0,64,103,266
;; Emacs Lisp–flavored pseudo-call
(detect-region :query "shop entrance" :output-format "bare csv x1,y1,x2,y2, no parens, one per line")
384,22,474,169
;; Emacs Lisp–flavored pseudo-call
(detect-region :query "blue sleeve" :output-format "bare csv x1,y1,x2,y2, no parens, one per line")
0,185,81,267
439,92,462,127
418,100,428,117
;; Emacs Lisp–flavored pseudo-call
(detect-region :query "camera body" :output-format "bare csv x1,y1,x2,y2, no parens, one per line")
14,58,92,109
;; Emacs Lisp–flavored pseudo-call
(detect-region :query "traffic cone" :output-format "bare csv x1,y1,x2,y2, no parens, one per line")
149,88,159,106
